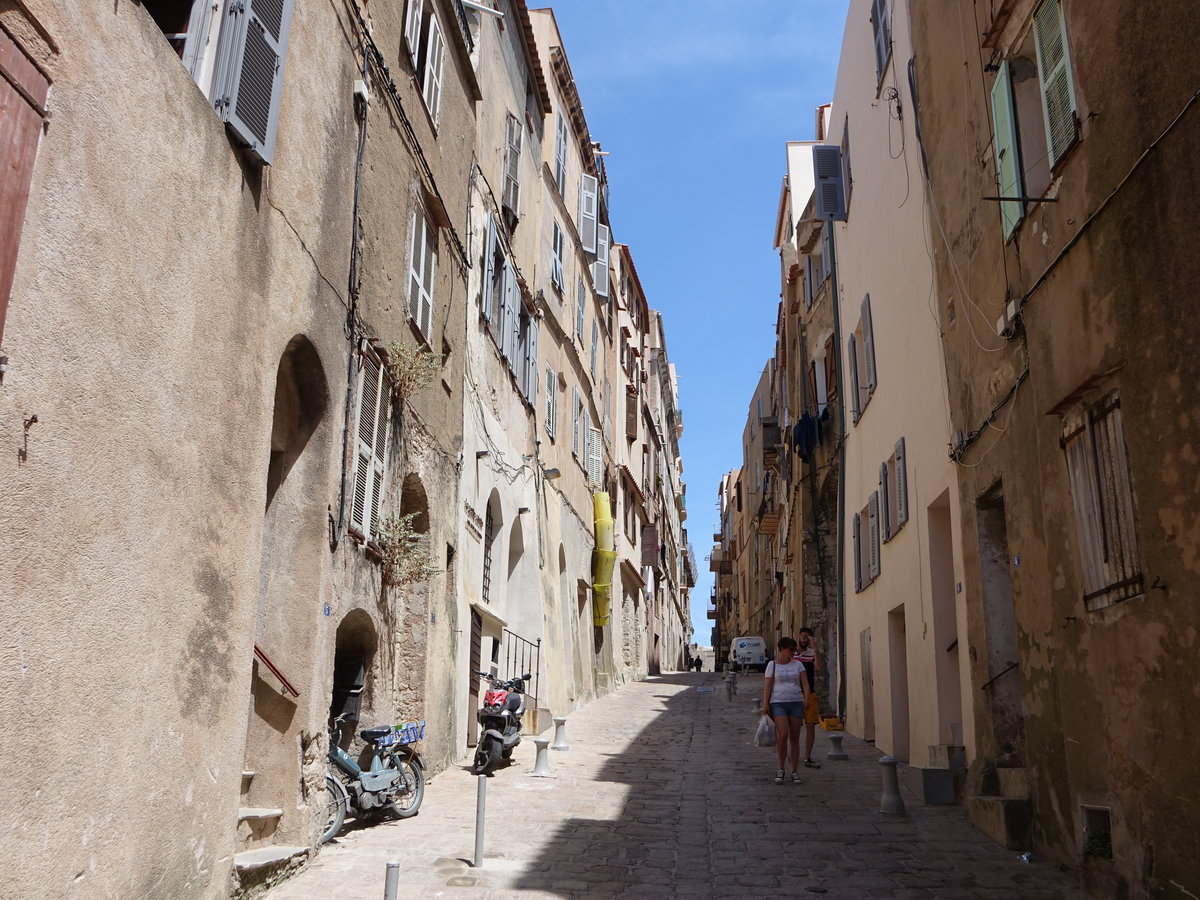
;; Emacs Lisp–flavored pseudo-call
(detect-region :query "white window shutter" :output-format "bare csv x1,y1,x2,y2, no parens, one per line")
895,437,908,527
588,426,602,488
871,0,891,80
403,0,423,68
576,277,586,341
552,221,564,290
861,294,877,392
814,351,828,406
990,60,1024,238
554,112,568,194
409,211,435,338
812,145,847,222
590,320,598,379
572,387,582,457
847,333,861,422
868,492,881,580
1034,0,1077,166
503,113,522,215
501,266,517,362
594,224,610,298
545,366,557,440
879,462,891,542
352,353,389,539
527,317,539,404
579,174,598,252
853,512,863,592
481,215,497,322
422,13,445,121
214,0,295,165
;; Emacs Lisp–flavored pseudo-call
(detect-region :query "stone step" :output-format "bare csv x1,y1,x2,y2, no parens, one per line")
238,807,283,822
233,846,309,874
967,794,1032,851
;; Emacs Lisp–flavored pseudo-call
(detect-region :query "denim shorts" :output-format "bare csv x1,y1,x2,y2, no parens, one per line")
769,701,806,718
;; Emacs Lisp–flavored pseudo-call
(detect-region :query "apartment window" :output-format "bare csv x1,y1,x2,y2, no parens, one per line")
408,207,437,339
0,30,48,347
350,347,391,541
847,294,876,422
1061,391,1142,610
587,425,603,488
594,224,610,298
481,503,495,603
551,221,565,292
579,174,598,252
517,306,538,404
405,0,446,123
502,112,523,218
545,366,558,441
853,492,881,592
879,437,908,542
823,334,838,400
989,0,1078,238
870,0,892,85
590,320,599,380
576,276,586,343
554,111,569,195
482,214,519,361
144,0,294,164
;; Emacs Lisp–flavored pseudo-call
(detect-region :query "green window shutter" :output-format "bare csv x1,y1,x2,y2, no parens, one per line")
1035,0,1078,165
990,60,1024,239
215,0,295,165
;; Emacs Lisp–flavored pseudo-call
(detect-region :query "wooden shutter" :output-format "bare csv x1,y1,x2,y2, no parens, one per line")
579,174,598,252
802,256,814,309
879,462,892,542
861,294,877,392
587,426,602,487
526,316,539,404
551,221,564,290
576,277,586,341
590,320,598,378
642,524,659,567
990,60,1024,238
481,215,497,322
625,391,638,439
1035,0,1077,165
813,145,847,221
422,12,445,121
847,333,861,422
894,437,908,527
572,387,582,457
852,512,862,591
409,211,435,337
868,492,881,580
871,0,891,80
546,366,557,440
501,265,518,362
0,31,48,347
215,0,294,165
814,354,827,407
554,112,568,193
403,0,424,68
352,353,389,538
503,113,522,214
594,224,610,297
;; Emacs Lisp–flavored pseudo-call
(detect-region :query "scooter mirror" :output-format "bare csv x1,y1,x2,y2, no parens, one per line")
521,673,532,680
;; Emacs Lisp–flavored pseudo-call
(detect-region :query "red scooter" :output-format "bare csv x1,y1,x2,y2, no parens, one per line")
471,671,530,775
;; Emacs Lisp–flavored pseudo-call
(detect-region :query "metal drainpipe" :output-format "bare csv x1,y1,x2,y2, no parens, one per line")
825,220,849,719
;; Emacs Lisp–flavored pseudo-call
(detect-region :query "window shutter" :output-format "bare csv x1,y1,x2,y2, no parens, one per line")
861,294,877,392
871,0,891,80
576,277,586,341
1035,0,1078,165
853,512,863,591
579,174,598,252
422,13,445,121
894,437,908,527
848,333,861,422
590,320,598,379
642,524,659,567
352,353,389,538
588,426,602,488
868,492,881,580
214,0,295,165
803,257,814,309
403,0,423,68
626,392,638,439
812,145,847,222
526,317,539,404
408,211,435,338
879,462,891,542
551,221,564,290
546,366,557,440
554,112,569,194
481,215,497,322
503,113,522,215
572,387,582,457
814,352,828,407
990,60,1024,239
501,266,518,362
594,224,610,298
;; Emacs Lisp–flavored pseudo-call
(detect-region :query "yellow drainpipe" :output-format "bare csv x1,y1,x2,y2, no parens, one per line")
592,492,616,626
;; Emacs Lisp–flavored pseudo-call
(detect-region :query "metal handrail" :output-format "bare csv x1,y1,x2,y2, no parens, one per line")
254,644,301,698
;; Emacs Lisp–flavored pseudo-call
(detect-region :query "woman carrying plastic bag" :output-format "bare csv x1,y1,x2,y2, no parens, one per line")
759,636,813,784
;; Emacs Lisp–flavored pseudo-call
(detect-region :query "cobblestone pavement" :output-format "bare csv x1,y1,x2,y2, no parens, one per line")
269,672,1085,899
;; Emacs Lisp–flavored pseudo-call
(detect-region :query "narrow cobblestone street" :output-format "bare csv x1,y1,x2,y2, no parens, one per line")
270,673,1084,899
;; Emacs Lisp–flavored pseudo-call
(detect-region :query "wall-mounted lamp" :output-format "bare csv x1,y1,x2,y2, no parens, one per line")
476,450,490,459
541,466,561,481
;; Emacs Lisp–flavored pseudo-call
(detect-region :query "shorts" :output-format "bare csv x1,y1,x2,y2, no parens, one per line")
804,692,820,725
769,701,806,719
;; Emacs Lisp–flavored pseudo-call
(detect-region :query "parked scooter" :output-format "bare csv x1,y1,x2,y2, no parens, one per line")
471,670,531,775
322,715,425,844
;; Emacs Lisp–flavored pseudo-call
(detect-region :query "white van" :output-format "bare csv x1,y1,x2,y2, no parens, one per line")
729,636,768,672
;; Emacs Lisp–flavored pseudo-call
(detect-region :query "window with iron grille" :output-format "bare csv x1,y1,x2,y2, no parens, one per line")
1061,391,1142,610
482,504,495,604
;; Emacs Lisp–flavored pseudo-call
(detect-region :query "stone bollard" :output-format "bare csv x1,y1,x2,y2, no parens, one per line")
879,756,906,815
383,861,400,900
551,716,569,751
826,733,848,760
530,738,553,777
723,670,736,701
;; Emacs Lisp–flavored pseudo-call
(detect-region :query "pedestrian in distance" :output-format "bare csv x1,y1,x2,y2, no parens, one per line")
760,636,812,784
693,656,702,672
797,627,822,768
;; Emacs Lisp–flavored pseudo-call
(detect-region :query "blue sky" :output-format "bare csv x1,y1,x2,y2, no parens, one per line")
548,1,851,642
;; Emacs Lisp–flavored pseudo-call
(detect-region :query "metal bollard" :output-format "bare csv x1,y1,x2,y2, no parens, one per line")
383,861,400,900
879,756,906,815
531,738,553,777
551,716,569,750
826,732,849,760
473,774,486,867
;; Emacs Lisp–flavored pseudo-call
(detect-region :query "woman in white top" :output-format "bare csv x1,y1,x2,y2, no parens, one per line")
760,636,812,784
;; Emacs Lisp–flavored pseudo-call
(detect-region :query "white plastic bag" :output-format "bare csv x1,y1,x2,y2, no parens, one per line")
753,714,777,747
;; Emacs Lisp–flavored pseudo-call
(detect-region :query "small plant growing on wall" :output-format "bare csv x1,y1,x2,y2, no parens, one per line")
385,341,443,399
375,511,438,587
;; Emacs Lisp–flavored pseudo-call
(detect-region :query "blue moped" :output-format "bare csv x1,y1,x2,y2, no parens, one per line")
322,715,425,843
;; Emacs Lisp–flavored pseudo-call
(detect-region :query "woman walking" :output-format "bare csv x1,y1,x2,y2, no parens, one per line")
760,636,813,784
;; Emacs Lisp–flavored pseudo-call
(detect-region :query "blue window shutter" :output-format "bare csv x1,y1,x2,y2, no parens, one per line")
812,145,847,221
861,294,877,392
990,60,1024,238
1034,0,1078,165
215,0,294,165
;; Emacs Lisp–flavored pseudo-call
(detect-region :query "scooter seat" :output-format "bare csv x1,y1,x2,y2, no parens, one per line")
360,726,391,742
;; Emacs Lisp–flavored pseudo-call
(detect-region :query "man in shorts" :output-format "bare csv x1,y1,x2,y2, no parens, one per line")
798,627,822,768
